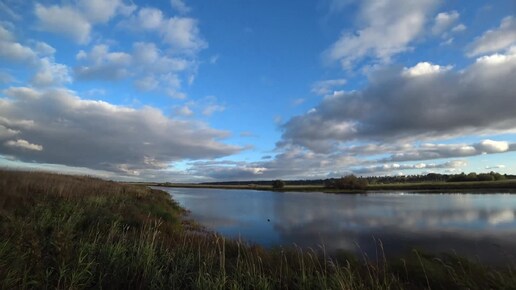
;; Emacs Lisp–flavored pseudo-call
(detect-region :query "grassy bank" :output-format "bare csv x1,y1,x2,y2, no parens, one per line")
1,170,516,289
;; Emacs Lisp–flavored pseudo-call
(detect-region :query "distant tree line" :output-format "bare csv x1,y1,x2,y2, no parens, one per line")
324,175,368,190
201,172,514,187
364,171,509,184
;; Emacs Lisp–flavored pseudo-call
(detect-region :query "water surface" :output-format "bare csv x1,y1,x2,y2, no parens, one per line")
159,188,516,264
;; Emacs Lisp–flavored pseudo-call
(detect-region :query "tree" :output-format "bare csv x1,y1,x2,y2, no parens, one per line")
334,175,368,190
272,179,285,189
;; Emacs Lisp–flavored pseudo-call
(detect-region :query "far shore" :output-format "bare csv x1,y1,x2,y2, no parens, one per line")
135,179,516,193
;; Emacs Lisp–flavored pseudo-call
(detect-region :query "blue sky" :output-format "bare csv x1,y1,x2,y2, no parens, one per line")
0,0,515,181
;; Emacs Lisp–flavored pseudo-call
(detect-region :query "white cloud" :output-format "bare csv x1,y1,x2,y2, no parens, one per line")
432,11,459,35
119,7,206,55
134,76,159,91
34,1,136,44
136,7,164,30
0,41,37,63
189,145,360,181
402,62,452,77
132,42,190,72
4,139,43,151
3,86,41,100
353,160,467,175
170,0,191,14
0,87,241,177
475,46,516,65
161,17,207,53
451,24,466,33
475,139,509,153
175,105,193,116
281,48,516,153
0,22,13,41
382,140,516,163
0,125,19,139
32,58,72,87
35,4,91,44
311,79,347,95
468,16,516,57
325,0,438,68
77,0,131,24
202,104,225,116
34,41,56,56
0,24,37,63
74,44,132,80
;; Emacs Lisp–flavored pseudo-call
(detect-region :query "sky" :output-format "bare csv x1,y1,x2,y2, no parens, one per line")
0,0,515,182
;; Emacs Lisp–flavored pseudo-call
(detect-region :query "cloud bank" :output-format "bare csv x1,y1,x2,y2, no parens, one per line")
0,87,241,178
282,48,516,153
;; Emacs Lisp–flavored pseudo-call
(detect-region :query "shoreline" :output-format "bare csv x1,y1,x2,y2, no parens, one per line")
143,180,516,194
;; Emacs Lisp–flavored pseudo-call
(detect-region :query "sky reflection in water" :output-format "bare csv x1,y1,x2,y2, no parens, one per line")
161,188,516,264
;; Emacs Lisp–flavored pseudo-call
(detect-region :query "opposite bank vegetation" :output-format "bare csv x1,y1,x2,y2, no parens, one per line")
150,175,516,193
1,170,515,289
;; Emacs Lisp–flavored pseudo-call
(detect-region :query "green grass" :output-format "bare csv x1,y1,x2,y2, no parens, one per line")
1,170,516,289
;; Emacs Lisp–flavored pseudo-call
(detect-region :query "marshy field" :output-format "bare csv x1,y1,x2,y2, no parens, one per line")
1,170,516,289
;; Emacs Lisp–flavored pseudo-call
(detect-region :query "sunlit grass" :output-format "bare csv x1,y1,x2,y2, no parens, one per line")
1,170,515,289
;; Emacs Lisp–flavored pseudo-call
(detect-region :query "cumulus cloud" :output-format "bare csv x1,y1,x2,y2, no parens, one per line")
33,41,56,56
75,42,191,85
32,58,72,87
402,62,452,77
311,79,347,95
35,4,91,44
432,11,460,35
0,23,37,63
281,49,516,153
353,160,467,175
120,7,206,55
131,7,164,30
74,41,195,97
475,139,509,153
34,0,136,44
161,17,207,53
75,44,131,80
170,0,191,14
77,0,135,24
189,145,361,181
325,0,438,68
467,16,516,57
202,104,225,116
134,75,159,91
132,42,190,73
451,24,466,33
174,105,194,117
4,139,43,151
382,140,516,163
0,87,241,177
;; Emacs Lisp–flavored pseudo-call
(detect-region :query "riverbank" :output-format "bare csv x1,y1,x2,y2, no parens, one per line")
1,170,515,289
142,179,516,193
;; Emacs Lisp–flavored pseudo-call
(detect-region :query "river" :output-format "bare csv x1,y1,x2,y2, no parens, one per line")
158,187,516,264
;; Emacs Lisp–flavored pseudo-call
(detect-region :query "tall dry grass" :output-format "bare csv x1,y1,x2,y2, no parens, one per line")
1,170,515,289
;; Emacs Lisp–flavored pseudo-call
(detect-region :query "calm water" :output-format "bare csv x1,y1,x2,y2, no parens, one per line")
159,187,516,264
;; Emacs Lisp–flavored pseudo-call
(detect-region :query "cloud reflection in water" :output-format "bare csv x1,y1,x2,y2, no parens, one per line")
163,188,516,264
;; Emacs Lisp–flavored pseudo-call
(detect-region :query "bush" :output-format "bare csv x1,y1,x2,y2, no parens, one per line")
272,179,285,189
334,175,368,190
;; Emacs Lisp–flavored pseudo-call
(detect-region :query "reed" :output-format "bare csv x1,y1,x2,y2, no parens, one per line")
1,170,515,289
